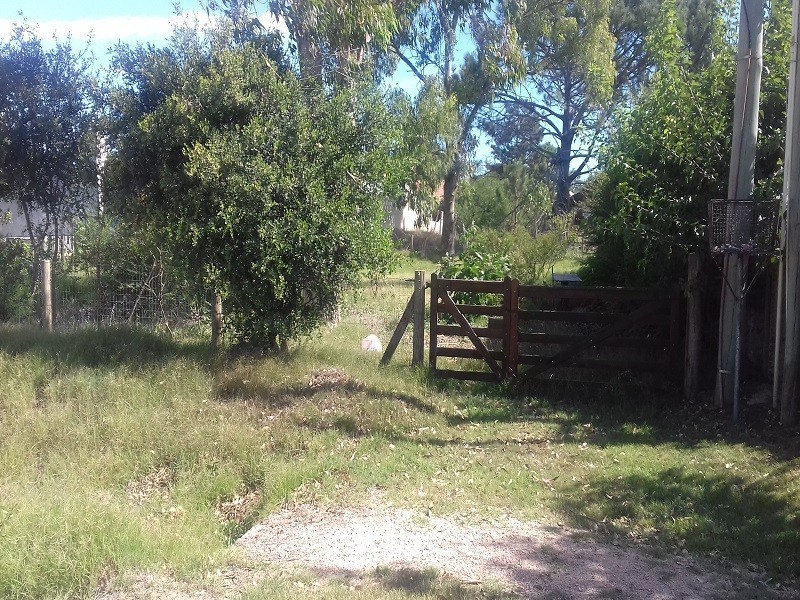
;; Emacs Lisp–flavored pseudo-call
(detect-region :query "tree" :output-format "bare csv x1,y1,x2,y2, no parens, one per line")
0,24,99,281
391,0,525,254
583,0,789,286
498,0,616,213
496,0,725,214
106,26,404,347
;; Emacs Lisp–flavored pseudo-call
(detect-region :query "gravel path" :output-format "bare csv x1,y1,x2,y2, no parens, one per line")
235,503,795,600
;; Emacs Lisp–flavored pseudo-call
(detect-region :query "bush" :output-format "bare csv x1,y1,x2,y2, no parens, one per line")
0,240,33,322
438,248,511,306
466,218,577,284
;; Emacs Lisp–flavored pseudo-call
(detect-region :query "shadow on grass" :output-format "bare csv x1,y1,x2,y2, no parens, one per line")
0,324,213,370
217,373,439,416
559,464,800,582
441,376,800,461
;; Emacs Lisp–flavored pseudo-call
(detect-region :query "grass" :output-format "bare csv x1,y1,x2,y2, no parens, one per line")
0,252,798,598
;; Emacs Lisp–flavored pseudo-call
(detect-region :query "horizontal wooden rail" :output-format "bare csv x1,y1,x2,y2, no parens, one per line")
433,369,499,382
428,272,682,384
518,310,627,324
434,278,506,294
518,332,668,350
518,355,668,372
518,285,667,302
436,324,505,339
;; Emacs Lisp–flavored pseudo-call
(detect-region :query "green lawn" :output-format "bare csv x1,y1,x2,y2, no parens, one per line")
0,254,798,598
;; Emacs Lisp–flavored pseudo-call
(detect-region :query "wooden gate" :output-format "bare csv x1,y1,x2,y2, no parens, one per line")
429,274,682,383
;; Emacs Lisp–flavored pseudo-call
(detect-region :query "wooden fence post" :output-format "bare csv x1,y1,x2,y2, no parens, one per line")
429,273,438,372
412,271,426,366
669,289,683,380
211,293,223,350
41,259,53,332
503,277,520,380
684,253,702,400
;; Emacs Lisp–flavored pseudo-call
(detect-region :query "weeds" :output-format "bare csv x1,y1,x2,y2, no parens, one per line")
0,256,798,598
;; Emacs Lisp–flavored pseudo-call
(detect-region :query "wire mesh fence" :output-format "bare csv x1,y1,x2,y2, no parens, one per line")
55,261,205,330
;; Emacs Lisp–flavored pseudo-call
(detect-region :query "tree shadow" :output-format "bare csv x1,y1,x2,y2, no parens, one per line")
0,324,212,371
558,465,800,583
444,377,800,461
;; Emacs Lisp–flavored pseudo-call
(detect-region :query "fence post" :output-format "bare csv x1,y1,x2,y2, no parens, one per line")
429,273,438,373
503,277,520,380
41,259,53,332
669,288,683,381
412,270,426,366
684,253,702,401
211,293,223,350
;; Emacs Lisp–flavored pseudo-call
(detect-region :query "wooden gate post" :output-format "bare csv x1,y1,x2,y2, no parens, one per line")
41,259,53,332
503,277,520,380
412,271,426,366
684,253,702,400
211,293,223,350
669,289,683,380
429,273,438,372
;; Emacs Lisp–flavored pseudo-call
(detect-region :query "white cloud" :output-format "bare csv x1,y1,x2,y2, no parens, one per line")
0,10,287,45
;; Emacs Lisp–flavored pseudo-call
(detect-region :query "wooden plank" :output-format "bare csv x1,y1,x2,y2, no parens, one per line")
436,347,504,360
412,271,426,366
517,285,663,302
380,292,416,366
453,304,504,316
438,290,503,381
436,325,506,339
433,369,499,383
435,278,506,294
429,274,438,371
518,354,667,372
505,277,520,380
518,332,667,350
520,298,670,380
519,310,627,324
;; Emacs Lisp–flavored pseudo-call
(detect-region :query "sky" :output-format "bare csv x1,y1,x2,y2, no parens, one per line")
0,0,286,60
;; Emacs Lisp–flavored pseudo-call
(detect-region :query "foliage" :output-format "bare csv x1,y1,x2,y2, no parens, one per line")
468,218,577,284
584,0,789,286
0,23,99,270
438,246,511,307
459,163,552,233
387,81,462,219
0,240,33,322
107,31,403,347
390,1,526,254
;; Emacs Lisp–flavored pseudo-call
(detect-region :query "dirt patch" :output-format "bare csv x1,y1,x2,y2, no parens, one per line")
236,503,794,600
97,500,797,599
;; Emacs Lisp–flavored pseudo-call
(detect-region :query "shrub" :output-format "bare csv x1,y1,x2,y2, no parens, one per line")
467,218,577,285
0,240,33,322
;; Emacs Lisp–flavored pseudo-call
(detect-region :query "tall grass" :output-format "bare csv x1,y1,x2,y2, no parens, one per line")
0,254,798,598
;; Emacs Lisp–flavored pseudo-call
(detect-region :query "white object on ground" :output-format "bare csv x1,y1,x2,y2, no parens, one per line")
361,334,382,352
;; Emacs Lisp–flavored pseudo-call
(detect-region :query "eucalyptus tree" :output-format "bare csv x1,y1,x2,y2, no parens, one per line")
496,0,725,214
390,0,525,254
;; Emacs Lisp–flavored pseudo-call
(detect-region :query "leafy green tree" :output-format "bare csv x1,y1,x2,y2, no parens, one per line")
107,28,403,347
391,0,525,255
583,0,789,286
0,24,99,280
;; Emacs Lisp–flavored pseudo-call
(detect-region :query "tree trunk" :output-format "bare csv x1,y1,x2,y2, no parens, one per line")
441,165,458,256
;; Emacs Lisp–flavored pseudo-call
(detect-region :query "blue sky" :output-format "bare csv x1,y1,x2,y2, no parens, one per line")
0,1,286,55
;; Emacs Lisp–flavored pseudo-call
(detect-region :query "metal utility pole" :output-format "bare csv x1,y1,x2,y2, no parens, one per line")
716,0,764,413
778,0,800,425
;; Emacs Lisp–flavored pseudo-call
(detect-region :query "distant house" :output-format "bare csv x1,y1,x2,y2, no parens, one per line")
0,188,100,258
383,183,444,236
